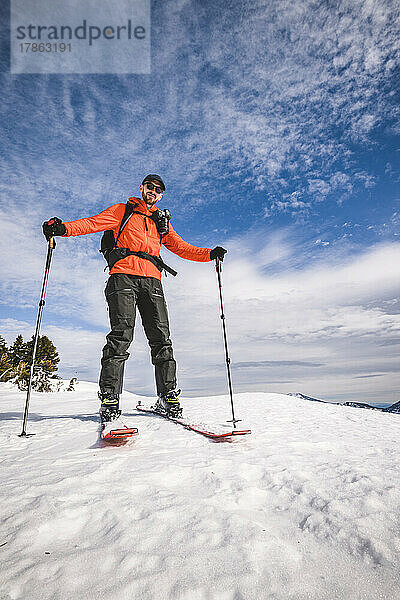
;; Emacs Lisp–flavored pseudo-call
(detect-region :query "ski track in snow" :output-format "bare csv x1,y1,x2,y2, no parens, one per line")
1,382,400,600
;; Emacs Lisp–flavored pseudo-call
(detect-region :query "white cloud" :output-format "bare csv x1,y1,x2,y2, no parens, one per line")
307,179,331,199
163,238,400,401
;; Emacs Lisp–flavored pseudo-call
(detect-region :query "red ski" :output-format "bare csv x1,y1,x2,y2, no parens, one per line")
136,404,251,441
100,414,138,444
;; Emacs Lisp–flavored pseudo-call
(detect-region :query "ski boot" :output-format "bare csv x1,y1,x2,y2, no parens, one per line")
155,389,183,418
98,392,121,423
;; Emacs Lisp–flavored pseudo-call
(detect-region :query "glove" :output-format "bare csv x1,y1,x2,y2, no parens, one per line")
210,246,227,261
42,217,67,241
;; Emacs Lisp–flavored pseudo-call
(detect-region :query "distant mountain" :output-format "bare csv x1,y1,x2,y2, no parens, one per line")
384,400,400,414
287,392,328,403
342,401,381,411
289,392,400,414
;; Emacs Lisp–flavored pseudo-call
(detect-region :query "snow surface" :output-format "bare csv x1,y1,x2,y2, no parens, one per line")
1,381,400,600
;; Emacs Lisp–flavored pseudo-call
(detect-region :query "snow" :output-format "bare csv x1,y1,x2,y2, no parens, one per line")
1,381,400,600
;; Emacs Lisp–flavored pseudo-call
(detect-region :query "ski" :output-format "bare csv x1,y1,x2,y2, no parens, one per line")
136,404,251,441
100,412,138,445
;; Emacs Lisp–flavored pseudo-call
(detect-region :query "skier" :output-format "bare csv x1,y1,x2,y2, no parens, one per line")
42,174,226,423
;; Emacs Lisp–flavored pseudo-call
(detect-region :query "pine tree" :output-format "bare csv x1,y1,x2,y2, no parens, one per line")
0,336,13,382
9,334,29,368
18,335,60,392
4,334,60,391
26,335,60,375
8,335,30,389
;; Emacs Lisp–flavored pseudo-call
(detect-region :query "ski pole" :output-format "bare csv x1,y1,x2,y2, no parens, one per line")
19,237,56,437
215,257,241,428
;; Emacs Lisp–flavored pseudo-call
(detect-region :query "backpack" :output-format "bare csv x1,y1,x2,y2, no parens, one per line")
100,202,134,267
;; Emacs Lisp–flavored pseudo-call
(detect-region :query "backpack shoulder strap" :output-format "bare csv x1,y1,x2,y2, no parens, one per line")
114,201,137,248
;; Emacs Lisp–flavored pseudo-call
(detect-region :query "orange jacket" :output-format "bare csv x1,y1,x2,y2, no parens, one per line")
63,197,212,279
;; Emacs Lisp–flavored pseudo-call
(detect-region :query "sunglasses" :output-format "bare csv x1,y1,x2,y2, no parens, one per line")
145,182,164,194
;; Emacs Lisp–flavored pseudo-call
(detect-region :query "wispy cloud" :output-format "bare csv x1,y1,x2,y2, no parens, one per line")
235,360,324,368
1,1,399,216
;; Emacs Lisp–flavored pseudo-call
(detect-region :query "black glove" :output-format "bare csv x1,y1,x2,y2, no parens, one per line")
210,246,227,261
42,217,67,241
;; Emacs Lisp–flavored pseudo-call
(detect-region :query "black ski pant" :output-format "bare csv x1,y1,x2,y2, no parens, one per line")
99,273,177,397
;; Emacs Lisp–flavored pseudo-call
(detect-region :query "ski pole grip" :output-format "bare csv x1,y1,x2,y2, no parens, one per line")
49,236,56,249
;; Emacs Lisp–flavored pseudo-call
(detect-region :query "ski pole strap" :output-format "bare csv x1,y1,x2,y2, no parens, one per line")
107,247,178,276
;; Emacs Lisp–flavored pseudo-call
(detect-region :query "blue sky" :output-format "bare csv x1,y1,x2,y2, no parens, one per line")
1,0,399,405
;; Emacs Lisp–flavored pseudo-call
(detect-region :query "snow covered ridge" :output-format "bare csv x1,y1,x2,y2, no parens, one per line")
1,382,400,599
288,392,400,413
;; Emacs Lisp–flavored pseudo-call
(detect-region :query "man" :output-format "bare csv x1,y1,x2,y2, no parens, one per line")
43,174,226,422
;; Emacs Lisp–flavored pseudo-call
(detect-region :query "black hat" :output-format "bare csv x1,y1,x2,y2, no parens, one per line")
142,174,165,191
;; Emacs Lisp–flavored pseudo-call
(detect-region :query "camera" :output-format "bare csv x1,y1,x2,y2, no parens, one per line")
151,209,171,236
